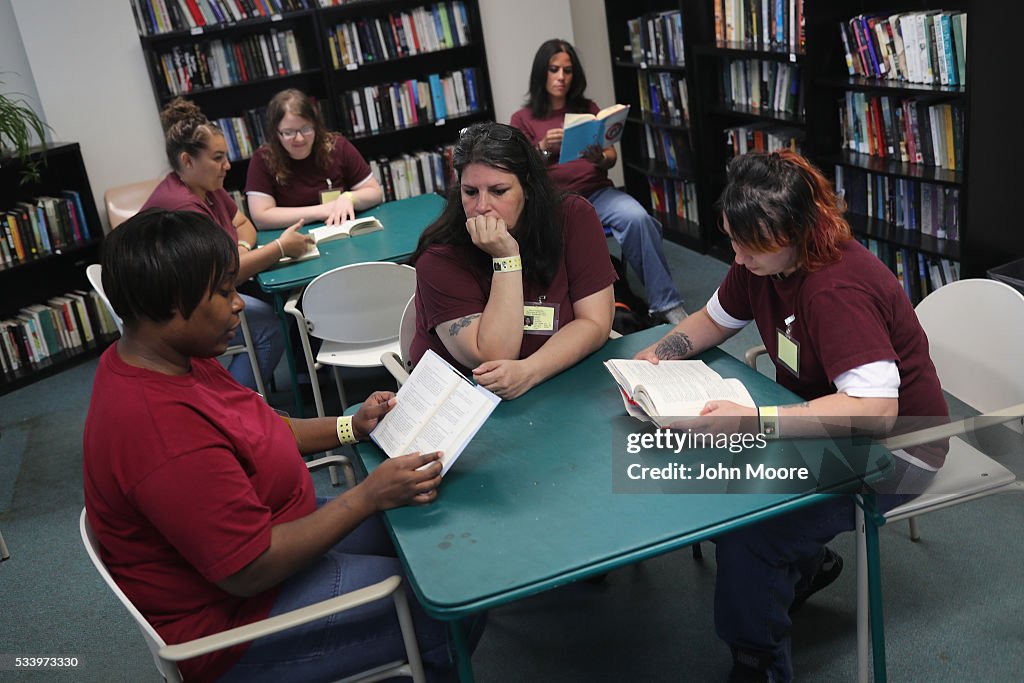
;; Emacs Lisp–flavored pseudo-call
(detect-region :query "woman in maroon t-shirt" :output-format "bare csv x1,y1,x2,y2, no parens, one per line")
410,122,616,400
245,89,383,230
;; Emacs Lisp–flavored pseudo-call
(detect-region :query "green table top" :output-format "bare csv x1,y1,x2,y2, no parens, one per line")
255,193,445,293
353,326,892,618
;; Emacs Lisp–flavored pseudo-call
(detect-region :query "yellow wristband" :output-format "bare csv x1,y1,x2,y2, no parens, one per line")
492,255,522,273
336,415,358,445
759,405,780,439
237,239,253,251
343,190,355,204
274,238,285,258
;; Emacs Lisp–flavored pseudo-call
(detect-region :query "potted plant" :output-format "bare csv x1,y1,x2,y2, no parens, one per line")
0,75,51,184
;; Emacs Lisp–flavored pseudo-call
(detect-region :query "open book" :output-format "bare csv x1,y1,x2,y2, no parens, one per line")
276,216,384,265
605,359,755,427
558,104,630,163
371,349,500,475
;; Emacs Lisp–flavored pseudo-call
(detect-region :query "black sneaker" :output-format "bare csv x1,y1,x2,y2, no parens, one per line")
789,547,844,615
728,650,771,683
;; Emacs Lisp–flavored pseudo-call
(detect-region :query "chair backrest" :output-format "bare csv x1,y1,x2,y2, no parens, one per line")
301,262,417,344
79,509,183,683
105,178,162,230
398,294,416,373
86,263,124,334
915,278,1024,417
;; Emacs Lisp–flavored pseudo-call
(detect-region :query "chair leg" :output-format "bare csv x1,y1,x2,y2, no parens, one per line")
0,529,9,561
691,542,702,560
238,310,267,399
391,583,427,683
856,502,869,683
332,366,348,412
908,516,921,542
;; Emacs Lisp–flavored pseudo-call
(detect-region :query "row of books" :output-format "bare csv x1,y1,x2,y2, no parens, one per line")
721,58,801,117
131,0,313,36
713,0,805,52
861,239,959,305
836,166,959,243
1,291,119,377
326,1,471,69
838,92,963,171
214,107,269,161
839,11,967,87
647,177,700,227
336,68,480,138
641,127,690,176
636,70,689,126
369,145,455,203
154,29,304,97
1,192,94,268
724,123,804,160
626,10,686,67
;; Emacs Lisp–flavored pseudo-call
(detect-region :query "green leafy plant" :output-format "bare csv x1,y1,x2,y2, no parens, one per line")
0,76,52,184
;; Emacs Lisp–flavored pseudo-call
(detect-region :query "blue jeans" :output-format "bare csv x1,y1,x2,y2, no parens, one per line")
714,462,935,682
588,187,683,314
229,293,284,392
218,513,471,683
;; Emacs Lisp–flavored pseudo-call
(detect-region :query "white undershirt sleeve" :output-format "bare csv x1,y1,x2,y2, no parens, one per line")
705,289,752,330
834,360,900,398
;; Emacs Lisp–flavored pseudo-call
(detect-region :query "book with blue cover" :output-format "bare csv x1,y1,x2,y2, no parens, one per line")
558,104,629,164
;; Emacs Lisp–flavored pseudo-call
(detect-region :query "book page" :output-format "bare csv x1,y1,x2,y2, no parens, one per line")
563,112,597,128
401,380,499,474
276,245,321,266
597,103,628,119
606,359,754,418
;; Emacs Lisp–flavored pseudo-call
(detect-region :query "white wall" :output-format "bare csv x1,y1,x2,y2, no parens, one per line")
0,0,46,145
11,0,166,232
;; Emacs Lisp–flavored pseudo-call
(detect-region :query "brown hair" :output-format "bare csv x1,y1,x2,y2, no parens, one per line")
159,97,222,172
261,89,336,186
716,149,851,272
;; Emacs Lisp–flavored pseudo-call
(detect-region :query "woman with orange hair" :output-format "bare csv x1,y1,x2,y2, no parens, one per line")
634,150,946,683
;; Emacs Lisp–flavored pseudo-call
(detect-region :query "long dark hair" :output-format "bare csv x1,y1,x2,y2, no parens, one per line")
525,39,590,118
716,150,851,272
412,122,563,286
261,89,336,186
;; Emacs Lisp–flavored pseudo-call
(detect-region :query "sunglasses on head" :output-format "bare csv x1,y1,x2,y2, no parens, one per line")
459,124,515,142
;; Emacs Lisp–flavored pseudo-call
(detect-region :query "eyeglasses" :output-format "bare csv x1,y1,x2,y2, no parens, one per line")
278,125,315,140
459,125,514,142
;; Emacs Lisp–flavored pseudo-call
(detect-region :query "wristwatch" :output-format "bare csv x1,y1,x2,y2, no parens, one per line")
537,146,551,162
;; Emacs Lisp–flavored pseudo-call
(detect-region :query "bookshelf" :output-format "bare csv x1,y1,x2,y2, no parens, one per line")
603,0,1024,295
131,0,493,195
0,143,116,395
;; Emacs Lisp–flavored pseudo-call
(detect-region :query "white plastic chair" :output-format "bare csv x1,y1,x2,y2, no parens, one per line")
854,279,1024,682
0,528,9,561
86,263,267,398
80,457,426,683
285,262,417,412
380,294,417,386
104,178,162,230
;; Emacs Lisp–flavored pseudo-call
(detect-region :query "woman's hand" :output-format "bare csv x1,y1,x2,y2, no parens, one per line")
466,215,520,258
361,451,444,509
277,219,315,258
633,345,661,363
581,144,605,165
472,359,538,400
324,193,356,226
538,128,563,154
352,391,398,440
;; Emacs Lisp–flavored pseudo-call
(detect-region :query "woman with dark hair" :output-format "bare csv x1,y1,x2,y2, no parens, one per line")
635,150,946,683
142,97,312,390
511,39,688,324
246,88,383,230
84,209,471,683
410,121,616,400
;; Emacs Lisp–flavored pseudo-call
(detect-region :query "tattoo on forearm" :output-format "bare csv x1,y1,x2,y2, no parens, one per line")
655,333,694,360
448,314,481,337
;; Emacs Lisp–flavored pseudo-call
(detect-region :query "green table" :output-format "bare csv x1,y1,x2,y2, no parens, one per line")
256,193,445,414
353,326,894,680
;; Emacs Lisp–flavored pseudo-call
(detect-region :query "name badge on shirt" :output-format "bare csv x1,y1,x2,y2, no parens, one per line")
776,314,800,377
524,299,559,335
320,189,341,204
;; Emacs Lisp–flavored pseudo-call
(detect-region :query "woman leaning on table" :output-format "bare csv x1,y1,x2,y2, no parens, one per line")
409,121,616,400
141,97,312,391
245,88,384,230
84,209,476,683
634,149,947,683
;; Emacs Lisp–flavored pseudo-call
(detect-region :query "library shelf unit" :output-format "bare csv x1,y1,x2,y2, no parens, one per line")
132,0,494,194
0,143,115,396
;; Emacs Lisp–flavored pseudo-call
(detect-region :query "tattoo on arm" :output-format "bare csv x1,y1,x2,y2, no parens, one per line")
655,333,694,360
448,314,481,337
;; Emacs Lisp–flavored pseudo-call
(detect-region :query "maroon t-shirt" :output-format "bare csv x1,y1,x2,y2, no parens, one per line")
83,347,316,683
245,133,373,206
141,172,238,239
410,194,617,374
717,239,947,421
511,102,613,198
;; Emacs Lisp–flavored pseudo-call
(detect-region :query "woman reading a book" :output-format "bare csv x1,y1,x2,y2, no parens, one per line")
409,122,616,400
634,150,947,683
246,88,384,230
510,39,688,324
142,97,312,391
84,209,475,683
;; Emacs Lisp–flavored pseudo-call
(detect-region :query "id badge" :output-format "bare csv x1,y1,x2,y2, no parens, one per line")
320,189,341,204
776,325,800,377
524,300,559,336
